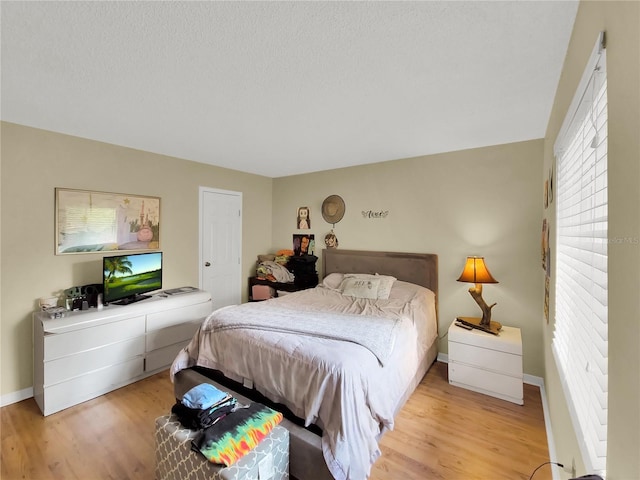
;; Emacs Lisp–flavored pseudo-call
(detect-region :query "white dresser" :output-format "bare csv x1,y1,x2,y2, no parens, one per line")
33,289,212,416
448,320,523,405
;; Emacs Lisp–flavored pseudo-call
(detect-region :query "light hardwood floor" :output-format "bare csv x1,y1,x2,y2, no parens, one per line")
1,362,551,480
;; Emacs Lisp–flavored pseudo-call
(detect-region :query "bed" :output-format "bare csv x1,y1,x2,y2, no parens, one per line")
171,249,439,480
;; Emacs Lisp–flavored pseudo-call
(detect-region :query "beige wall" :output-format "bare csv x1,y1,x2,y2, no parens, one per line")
0,122,273,397
4,6,636,474
272,140,544,376
542,1,640,478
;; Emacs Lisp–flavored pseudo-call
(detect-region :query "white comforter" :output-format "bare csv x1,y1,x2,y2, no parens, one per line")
171,281,437,480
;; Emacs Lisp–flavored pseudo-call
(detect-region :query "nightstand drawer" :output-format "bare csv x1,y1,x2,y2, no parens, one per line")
449,362,523,404
447,321,524,405
449,341,522,377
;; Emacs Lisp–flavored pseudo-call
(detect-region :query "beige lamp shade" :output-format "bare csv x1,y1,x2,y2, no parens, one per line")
457,256,498,284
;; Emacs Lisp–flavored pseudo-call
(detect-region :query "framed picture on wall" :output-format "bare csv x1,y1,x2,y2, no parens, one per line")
297,206,310,229
544,275,550,323
293,234,315,256
55,188,160,254
541,219,548,270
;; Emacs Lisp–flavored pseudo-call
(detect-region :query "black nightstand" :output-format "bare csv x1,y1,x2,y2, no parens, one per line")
248,276,318,301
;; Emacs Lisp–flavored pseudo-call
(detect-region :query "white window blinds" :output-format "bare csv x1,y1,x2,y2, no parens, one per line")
553,32,607,475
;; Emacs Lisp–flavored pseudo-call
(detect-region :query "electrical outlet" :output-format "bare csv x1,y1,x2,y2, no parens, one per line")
563,458,577,478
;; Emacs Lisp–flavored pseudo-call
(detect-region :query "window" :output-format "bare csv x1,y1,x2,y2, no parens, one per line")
553,32,607,474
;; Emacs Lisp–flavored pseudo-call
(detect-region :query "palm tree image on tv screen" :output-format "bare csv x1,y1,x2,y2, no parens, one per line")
103,252,162,304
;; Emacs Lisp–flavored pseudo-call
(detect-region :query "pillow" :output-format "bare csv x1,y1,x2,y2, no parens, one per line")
387,280,431,301
321,272,344,290
343,273,397,300
339,277,381,299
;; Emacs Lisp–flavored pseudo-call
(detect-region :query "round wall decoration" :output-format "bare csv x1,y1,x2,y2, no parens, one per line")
324,230,339,249
321,195,346,225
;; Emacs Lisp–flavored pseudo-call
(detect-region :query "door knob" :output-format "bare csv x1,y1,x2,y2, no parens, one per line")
205,262,211,267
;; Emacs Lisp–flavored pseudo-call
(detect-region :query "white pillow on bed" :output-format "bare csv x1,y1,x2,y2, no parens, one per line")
387,280,429,301
343,273,397,299
321,272,344,290
339,277,381,299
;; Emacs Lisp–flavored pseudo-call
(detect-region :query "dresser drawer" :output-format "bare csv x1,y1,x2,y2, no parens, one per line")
146,320,200,351
449,341,522,377
146,340,190,372
42,357,145,415
44,316,145,361
44,336,145,386
449,362,523,404
146,302,211,331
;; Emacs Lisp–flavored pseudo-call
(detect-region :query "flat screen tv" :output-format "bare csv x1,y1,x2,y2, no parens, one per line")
103,251,162,305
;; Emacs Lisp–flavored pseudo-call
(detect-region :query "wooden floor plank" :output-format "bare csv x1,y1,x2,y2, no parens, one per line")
1,362,550,479
372,362,550,480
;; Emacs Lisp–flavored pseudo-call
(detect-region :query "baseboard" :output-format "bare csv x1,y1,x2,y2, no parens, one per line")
1,387,33,408
524,373,544,387
539,381,562,480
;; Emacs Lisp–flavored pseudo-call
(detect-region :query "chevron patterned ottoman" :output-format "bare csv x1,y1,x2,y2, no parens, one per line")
154,414,289,480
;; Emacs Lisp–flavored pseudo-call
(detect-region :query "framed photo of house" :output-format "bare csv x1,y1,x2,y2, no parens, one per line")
55,188,160,255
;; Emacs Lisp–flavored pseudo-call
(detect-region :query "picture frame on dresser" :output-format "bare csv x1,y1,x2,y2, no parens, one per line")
55,188,160,255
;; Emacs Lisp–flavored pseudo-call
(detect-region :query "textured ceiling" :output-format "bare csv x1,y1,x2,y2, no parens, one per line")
1,1,578,178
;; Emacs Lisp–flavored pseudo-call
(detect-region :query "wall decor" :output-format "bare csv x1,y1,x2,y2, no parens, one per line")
544,275,550,323
540,218,547,270
321,195,345,226
542,218,551,323
541,219,548,270
544,179,549,209
361,210,389,218
297,206,310,229
55,188,160,255
324,230,339,249
293,234,314,256
544,166,554,208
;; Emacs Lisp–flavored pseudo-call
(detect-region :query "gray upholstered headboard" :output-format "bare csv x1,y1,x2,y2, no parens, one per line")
322,249,438,296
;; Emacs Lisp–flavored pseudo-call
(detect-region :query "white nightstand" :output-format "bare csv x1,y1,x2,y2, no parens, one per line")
448,320,524,405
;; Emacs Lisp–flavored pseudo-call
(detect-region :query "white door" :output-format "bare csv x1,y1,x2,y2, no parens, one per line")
199,187,242,310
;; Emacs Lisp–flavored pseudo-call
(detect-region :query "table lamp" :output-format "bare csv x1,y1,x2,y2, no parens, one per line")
456,256,502,335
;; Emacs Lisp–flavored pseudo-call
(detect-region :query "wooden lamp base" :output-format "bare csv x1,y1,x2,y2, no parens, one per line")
456,316,502,335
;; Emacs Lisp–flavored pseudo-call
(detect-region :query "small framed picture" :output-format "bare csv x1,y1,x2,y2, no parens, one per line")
297,206,310,229
293,234,314,256
541,219,548,270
